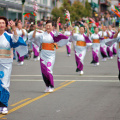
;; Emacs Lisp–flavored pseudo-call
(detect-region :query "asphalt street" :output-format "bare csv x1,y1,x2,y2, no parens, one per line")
1,46,120,120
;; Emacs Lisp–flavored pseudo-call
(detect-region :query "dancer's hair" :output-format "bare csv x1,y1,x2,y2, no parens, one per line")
0,16,8,27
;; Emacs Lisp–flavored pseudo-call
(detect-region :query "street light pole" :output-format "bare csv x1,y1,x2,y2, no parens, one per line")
22,0,25,26
22,4,25,26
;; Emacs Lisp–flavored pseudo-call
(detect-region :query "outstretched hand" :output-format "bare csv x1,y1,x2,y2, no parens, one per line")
118,28,120,32
9,20,16,31
84,23,88,29
57,17,60,24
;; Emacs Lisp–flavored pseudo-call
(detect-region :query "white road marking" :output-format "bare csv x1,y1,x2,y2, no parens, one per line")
11,79,119,82
11,75,118,77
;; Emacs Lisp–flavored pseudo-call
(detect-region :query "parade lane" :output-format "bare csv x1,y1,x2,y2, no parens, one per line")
1,80,120,120
2,46,120,120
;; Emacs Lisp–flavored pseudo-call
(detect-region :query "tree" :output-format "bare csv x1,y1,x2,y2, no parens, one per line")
51,7,65,22
61,0,71,11
70,1,86,21
51,0,92,23
84,0,92,17
51,0,71,23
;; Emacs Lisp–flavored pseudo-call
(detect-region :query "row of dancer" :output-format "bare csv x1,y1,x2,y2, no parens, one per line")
29,20,120,93
30,19,120,94
64,24,118,75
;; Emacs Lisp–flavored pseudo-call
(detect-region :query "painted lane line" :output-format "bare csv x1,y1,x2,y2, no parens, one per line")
0,81,75,118
11,75,118,77
10,79,119,82
54,81,75,92
10,98,31,107
59,81,70,85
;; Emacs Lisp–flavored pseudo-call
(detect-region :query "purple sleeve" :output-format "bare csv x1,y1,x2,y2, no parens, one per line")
50,32,68,42
112,31,115,34
83,34,91,43
100,37,104,40
98,34,104,40
109,34,114,39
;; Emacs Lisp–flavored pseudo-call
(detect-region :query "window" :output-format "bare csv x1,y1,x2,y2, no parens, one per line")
8,11,16,20
43,0,47,5
0,7,4,16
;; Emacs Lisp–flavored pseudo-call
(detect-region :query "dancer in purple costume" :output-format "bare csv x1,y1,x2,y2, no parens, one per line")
33,18,69,92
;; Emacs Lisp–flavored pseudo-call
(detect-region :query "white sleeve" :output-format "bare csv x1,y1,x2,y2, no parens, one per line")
117,33,120,39
10,34,19,43
90,34,93,41
64,31,67,35
54,31,60,37
28,31,34,42
35,32,41,40
23,29,28,42
72,33,78,41
33,32,43,47
98,31,102,37
5,31,19,43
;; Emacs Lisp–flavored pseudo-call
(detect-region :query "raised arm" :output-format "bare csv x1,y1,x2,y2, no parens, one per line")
9,20,18,36
113,28,120,38
57,17,60,32
84,23,89,36
112,28,117,34
22,29,25,36
32,25,37,38
107,29,110,37
72,28,75,36
101,29,104,38
9,20,20,42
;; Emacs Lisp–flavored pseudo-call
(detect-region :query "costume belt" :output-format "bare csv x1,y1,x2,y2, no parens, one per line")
76,41,86,46
93,39,100,43
104,36,109,39
0,49,11,58
42,43,58,51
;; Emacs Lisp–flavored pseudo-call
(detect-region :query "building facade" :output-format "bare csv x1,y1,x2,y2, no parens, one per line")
0,0,54,20
111,0,118,5
99,0,111,13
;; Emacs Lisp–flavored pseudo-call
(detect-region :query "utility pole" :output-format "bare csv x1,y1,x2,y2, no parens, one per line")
22,0,25,26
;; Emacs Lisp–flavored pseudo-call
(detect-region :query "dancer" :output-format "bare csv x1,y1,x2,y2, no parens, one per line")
113,39,117,56
106,27,120,80
33,17,69,92
72,23,91,75
99,26,108,61
107,25,117,59
28,25,43,61
111,27,117,56
0,17,28,114
113,28,120,80
91,27,100,66
64,25,72,56
15,22,27,65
